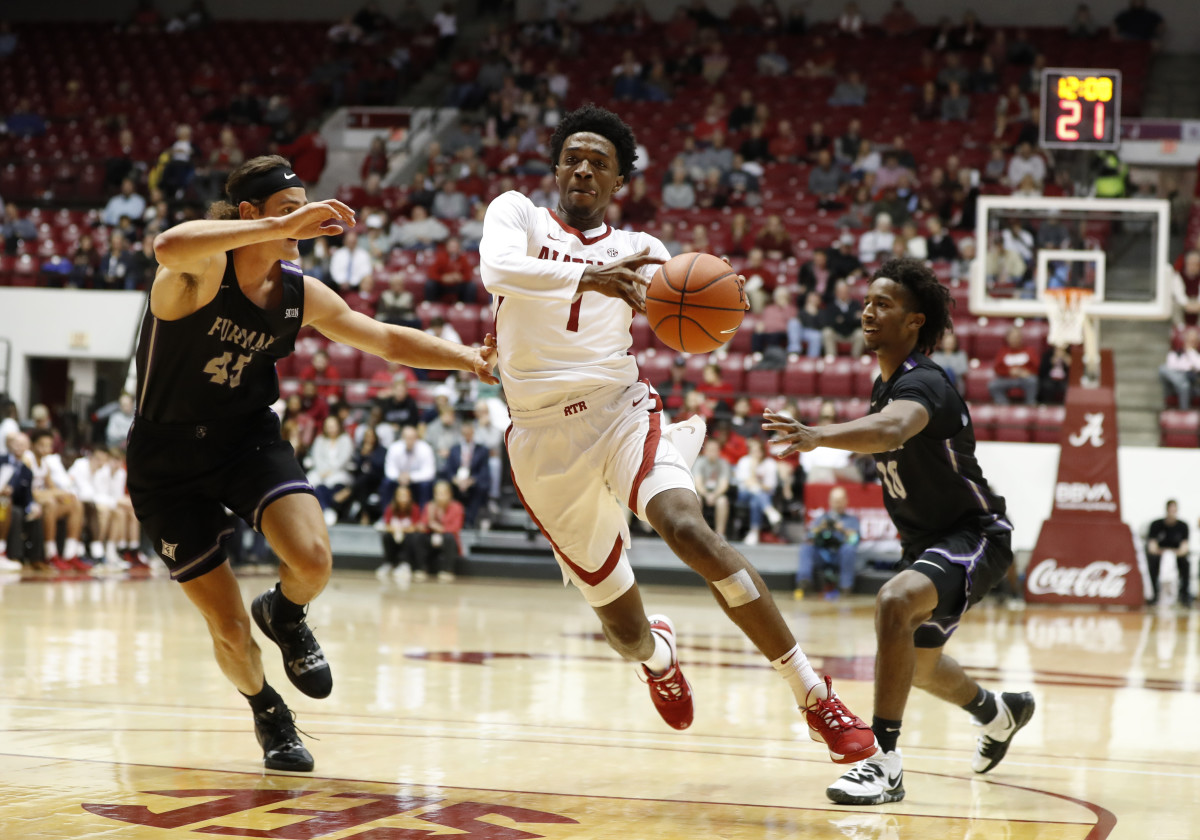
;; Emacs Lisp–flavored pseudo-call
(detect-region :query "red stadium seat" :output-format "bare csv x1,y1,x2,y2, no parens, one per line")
852,356,878,398
744,368,780,395
781,357,819,396
965,364,995,404
819,357,855,398
631,316,653,350
971,320,1011,360
1160,410,1200,448
343,381,371,405
1034,405,1065,444
971,404,999,441
359,353,391,380
638,352,672,385
993,405,1035,442
834,398,869,422
325,343,361,380
717,353,746,391
446,303,481,345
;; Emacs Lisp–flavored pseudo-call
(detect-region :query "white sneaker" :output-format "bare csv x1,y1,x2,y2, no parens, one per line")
412,569,428,582
972,691,1035,773
826,749,905,805
662,416,707,467
0,556,23,572
375,563,392,581
764,505,782,527
393,563,413,585
436,570,456,583
744,529,760,546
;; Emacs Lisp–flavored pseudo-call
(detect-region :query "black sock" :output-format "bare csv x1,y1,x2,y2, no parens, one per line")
962,686,998,723
872,716,902,754
241,682,284,715
270,584,306,623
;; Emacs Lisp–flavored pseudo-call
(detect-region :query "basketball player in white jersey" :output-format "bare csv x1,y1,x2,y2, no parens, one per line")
480,104,877,764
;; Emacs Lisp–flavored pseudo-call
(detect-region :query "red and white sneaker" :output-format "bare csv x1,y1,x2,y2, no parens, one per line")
48,556,74,573
67,556,92,573
804,676,880,765
640,614,694,731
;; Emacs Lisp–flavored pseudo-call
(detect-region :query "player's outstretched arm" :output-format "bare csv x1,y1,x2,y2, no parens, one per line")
762,401,930,457
154,200,356,275
303,277,498,384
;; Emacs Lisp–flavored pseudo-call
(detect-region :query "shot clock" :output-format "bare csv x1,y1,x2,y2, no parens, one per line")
1039,69,1122,150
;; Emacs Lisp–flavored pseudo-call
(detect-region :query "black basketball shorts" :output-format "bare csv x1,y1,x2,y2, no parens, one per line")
903,520,1014,649
126,409,313,582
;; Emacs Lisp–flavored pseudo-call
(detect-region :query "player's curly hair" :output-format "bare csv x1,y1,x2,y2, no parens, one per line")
549,104,638,178
873,257,955,356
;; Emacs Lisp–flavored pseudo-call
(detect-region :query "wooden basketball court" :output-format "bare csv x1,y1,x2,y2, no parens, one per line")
0,570,1194,839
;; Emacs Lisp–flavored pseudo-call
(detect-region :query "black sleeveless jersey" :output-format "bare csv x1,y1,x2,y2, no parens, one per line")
134,254,305,424
869,352,1008,553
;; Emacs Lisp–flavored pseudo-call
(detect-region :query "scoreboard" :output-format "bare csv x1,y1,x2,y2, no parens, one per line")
1039,69,1122,151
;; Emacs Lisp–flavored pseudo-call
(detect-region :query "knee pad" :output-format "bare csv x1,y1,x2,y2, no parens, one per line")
713,568,760,607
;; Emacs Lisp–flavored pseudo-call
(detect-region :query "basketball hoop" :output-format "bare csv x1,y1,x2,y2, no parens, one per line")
1045,287,1092,347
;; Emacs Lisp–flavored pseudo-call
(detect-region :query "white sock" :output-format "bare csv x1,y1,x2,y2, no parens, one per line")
641,627,674,676
772,644,827,706
45,540,58,558
65,538,82,558
90,540,103,557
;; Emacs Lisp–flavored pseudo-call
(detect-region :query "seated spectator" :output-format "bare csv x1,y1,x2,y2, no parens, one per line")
528,174,557,210
797,486,860,599
382,424,437,508
930,332,969,393
972,53,1001,93
698,362,735,413
306,415,354,526
799,401,862,482
798,249,833,301
829,232,866,283
757,39,789,76
612,54,643,101
728,89,758,133
913,82,941,122
822,279,864,357
6,98,46,138
735,438,781,545
441,420,490,526
0,21,18,61
376,273,421,328
769,119,803,163
996,83,1035,143
804,121,833,162
101,179,147,228
26,430,85,569
729,395,760,441
658,221,683,257
859,213,896,263
422,479,464,581
658,357,694,411
850,140,881,180
701,40,730,85
1001,219,1035,278
690,131,734,179
739,124,772,165
788,291,825,358
693,438,732,537
807,149,847,208
105,393,135,449
941,81,970,121
1068,3,1097,38
329,230,373,290
1112,0,1163,42
389,205,450,250
1039,343,1073,404
101,231,139,291
755,286,795,354
348,425,387,523
754,214,793,259
431,179,470,220
376,484,426,582
881,0,919,36
1013,173,1042,197
361,136,390,182
300,349,343,402
426,315,462,346
837,1,864,36
937,52,971,90
989,325,1039,404
620,177,658,226
376,378,420,431
902,220,927,259
425,236,477,304
1173,250,1200,325
955,10,986,50
725,212,756,259
662,164,697,210
642,60,674,102
828,71,867,106
1159,328,1200,408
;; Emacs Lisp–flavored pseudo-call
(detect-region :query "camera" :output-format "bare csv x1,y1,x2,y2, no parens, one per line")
813,517,843,550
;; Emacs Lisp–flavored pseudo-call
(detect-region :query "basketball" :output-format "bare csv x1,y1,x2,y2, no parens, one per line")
645,252,746,354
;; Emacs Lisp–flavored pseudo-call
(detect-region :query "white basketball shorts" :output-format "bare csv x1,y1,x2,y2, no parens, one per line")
505,381,699,607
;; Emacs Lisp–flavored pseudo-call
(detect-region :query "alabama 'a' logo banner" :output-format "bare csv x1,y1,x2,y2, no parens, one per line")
1026,351,1143,606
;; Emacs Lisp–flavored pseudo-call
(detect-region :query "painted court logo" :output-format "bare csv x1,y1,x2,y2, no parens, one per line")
83,789,578,837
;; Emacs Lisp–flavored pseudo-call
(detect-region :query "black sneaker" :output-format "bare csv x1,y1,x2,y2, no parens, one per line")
253,703,314,772
972,691,1035,774
251,586,333,699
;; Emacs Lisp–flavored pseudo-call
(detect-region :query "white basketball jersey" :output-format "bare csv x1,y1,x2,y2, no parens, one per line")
479,190,671,412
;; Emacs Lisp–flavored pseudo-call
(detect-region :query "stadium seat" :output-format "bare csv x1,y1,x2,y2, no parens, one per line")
781,357,819,396
1034,405,1066,444
744,368,780,395
717,353,747,391
325,343,361,380
834,398,869,422
965,364,995,404
446,304,480,345
638,352,672,385
343,381,371,405
852,356,878,398
971,404,999,441
819,357,855,398
1160,410,1200,448
971,320,1012,360
993,405,1035,443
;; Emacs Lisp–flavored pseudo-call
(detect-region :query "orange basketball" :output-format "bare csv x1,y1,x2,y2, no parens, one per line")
645,252,746,354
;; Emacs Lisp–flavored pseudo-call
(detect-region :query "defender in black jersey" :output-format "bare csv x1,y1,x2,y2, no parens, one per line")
764,258,1034,805
128,155,497,772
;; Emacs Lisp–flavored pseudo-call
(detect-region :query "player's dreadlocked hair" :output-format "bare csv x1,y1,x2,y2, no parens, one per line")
549,104,638,178
873,257,955,356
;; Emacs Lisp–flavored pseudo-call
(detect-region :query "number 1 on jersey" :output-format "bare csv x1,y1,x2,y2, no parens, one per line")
566,297,582,332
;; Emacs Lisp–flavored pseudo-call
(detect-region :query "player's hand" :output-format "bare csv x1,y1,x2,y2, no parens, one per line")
579,247,664,314
721,257,751,311
762,409,822,457
275,200,357,240
470,332,499,385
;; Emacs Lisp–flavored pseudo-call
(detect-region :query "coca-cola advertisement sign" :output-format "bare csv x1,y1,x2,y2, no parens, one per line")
1026,351,1144,606
1027,559,1131,599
